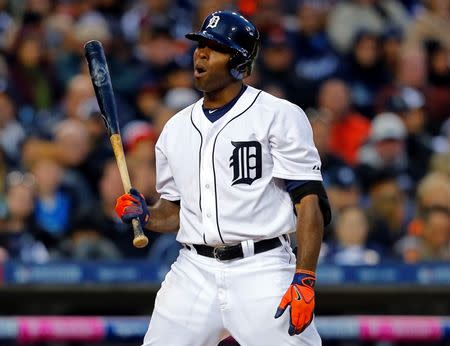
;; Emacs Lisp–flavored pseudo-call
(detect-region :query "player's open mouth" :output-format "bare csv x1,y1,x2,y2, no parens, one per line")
194,66,207,78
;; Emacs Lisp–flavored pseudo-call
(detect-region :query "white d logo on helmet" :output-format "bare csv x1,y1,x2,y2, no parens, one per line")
206,15,220,29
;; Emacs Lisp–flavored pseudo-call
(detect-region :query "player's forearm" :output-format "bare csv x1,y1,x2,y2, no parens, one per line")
146,198,180,233
294,195,324,272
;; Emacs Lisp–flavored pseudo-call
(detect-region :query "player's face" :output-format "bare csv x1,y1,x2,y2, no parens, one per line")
193,40,235,92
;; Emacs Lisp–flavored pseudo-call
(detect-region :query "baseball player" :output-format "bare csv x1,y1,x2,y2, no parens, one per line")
115,10,331,346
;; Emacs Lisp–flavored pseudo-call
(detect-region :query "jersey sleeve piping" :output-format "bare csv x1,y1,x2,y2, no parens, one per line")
160,196,181,203
272,171,323,181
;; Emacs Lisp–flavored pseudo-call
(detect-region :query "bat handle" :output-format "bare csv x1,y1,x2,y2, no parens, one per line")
110,134,149,248
132,218,149,248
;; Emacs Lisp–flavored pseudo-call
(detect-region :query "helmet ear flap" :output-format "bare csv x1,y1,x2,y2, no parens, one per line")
229,52,252,80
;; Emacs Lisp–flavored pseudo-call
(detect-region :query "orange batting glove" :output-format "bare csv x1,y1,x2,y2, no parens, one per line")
115,188,150,228
274,269,316,336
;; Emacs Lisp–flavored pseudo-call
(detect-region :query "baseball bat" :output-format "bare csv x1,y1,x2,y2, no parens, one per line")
84,40,148,248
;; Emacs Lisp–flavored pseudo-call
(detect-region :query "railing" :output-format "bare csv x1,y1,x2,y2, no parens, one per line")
2,261,450,286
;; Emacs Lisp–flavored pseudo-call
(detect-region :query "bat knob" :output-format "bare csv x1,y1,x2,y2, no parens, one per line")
133,235,149,248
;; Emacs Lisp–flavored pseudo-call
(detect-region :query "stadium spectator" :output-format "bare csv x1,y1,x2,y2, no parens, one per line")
163,86,199,113
30,155,93,254
323,165,361,217
422,39,450,134
42,3,75,64
0,54,7,89
0,0,17,53
365,171,409,254
397,170,450,262
54,12,112,87
65,74,96,120
21,74,95,139
317,79,371,166
135,19,182,87
151,105,179,136
53,119,92,170
416,206,450,261
290,1,341,108
395,233,422,263
121,0,191,43
74,96,113,193
0,171,49,263
307,108,347,174
22,119,91,174
429,120,450,176
375,44,428,105
415,171,450,217
134,79,180,136
135,79,165,123
30,158,73,250
327,0,410,54
0,91,25,168
375,43,447,134
122,121,159,204
341,29,391,118
380,27,404,78
397,206,450,262
8,27,59,113
21,119,96,222
253,29,298,104
0,149,5,197
163,59,195,91
322,205,381,265
249,0,284,37
385,87,433,182
129,159,159,207
424,39,450,88
405,0,450,51
123,120,157,163
93,0,126,35
357,112,414,193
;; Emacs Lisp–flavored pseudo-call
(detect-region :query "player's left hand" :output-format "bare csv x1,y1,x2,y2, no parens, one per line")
274,269,316,336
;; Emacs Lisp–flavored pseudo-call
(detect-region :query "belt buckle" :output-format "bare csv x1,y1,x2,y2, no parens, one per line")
213,245,228,261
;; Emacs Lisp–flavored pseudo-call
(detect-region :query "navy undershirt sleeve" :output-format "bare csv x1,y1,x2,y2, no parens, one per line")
284,179,309,192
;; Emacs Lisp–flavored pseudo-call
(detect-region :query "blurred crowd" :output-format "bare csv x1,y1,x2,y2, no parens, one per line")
0,0,449,267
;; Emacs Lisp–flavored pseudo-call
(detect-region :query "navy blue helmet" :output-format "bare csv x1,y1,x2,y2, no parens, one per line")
185,11,260,80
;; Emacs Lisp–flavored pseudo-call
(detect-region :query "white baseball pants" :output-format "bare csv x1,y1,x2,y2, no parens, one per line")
142,240,321,346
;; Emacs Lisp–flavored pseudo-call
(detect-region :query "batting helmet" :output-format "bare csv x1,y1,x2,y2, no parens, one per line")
185,11,260,80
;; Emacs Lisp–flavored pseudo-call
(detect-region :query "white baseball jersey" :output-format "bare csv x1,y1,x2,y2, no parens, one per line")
155,85,322,246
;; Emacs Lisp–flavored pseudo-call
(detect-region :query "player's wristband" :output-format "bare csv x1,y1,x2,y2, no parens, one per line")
292,269,316,288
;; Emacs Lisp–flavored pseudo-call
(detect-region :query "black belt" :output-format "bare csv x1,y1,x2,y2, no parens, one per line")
186,236,284,261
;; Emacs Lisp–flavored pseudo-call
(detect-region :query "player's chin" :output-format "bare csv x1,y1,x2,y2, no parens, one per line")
193,78,210,92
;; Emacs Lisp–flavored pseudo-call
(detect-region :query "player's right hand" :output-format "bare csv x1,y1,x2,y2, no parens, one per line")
274,269,316,336
115,188,150,228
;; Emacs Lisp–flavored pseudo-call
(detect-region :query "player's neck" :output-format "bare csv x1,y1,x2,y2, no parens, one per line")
203,81,243,109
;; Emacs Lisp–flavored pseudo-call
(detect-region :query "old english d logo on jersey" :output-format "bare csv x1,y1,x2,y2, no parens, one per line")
230,141,262,185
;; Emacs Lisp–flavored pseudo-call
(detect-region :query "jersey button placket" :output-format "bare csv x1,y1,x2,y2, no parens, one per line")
200,133,217,242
